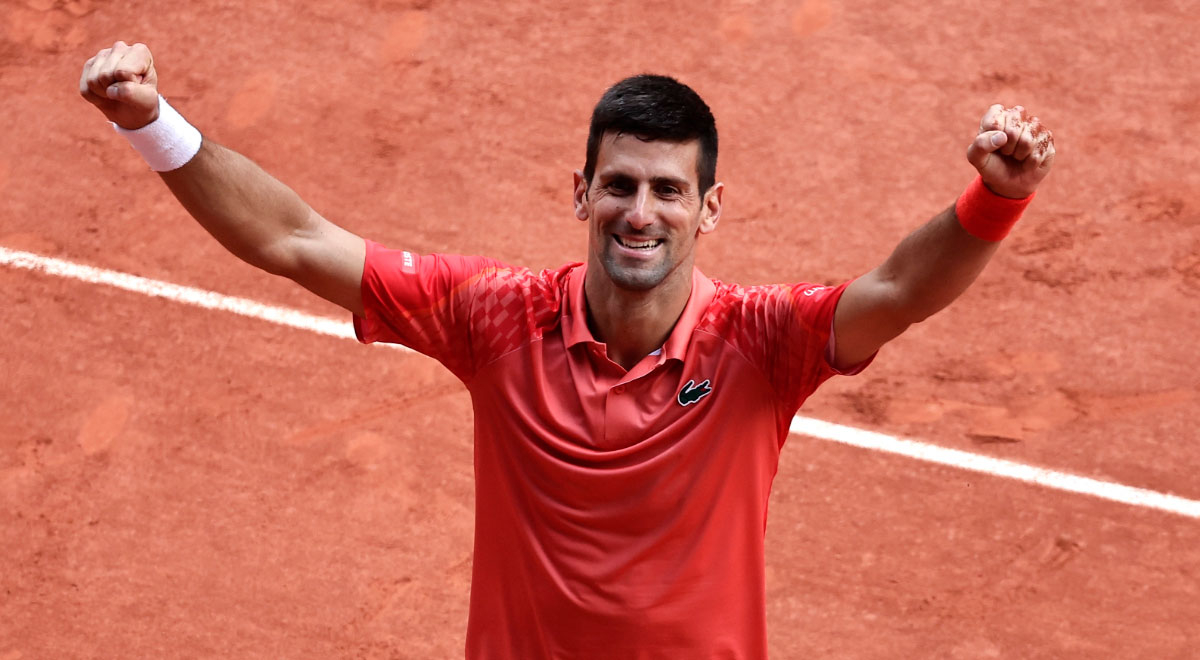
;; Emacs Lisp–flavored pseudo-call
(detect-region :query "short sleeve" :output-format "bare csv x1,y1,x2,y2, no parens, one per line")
353,240,505,380
718,280,873,417
775,282,859,411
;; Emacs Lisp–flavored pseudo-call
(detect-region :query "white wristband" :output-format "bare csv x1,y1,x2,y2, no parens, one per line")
113,95,202,172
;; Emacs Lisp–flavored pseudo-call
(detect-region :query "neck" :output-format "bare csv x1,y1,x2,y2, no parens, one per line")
583,262,693,371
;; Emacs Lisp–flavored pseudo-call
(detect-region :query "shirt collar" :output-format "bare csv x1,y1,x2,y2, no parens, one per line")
563,263,716,363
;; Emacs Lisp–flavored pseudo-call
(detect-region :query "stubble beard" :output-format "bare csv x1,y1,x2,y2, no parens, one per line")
600,249,673,292
592,207,702,293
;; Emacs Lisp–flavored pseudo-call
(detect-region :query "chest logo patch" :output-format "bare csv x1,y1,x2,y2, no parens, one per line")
677,379,713,407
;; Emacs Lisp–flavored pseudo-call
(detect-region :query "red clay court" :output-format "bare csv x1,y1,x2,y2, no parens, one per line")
2,0,1198,657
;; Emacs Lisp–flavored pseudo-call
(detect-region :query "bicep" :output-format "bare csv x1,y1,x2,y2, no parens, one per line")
830,268,911,371
276,210,367,316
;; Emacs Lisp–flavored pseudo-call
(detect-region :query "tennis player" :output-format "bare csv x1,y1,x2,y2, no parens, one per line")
80,40,1054,659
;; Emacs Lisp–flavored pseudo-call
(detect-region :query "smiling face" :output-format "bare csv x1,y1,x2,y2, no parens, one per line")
574,131,722,294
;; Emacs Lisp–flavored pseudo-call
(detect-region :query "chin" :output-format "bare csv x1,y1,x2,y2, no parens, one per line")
601,258,671,292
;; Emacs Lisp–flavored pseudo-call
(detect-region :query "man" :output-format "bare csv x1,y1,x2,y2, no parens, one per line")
80,41,1054,658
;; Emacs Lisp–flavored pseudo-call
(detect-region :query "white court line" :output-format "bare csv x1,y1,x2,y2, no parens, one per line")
0,246,408,351
790,417,1200,519
4,245,1198,519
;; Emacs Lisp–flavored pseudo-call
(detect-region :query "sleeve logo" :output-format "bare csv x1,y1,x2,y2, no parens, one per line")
401,251,417,274
677,379,713,407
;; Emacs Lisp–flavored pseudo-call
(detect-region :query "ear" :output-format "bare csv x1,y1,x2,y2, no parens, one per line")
697,182,724,234
573,170,590,222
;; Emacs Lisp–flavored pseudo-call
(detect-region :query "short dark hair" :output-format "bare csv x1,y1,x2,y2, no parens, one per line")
583,74,718,194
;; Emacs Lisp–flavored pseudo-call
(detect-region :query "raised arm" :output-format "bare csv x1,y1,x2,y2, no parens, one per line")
79,41,366,315
829,105,1055,370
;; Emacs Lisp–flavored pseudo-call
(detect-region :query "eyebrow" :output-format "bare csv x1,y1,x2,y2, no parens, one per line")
650,175,690,190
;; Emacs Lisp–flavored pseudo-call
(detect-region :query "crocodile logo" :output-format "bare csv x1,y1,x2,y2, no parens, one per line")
677,379,713,407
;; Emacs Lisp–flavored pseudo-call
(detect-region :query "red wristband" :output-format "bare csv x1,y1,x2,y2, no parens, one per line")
954,175,1034,241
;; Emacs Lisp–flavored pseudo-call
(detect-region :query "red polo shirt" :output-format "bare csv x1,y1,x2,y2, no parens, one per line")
354,240,859,659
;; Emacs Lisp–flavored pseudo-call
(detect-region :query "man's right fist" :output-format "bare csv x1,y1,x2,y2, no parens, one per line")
79,41,160,130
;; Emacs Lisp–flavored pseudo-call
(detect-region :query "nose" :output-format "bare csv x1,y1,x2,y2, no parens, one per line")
625,187,655,230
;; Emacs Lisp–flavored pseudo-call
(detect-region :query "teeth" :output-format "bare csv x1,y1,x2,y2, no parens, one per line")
617,237,661,249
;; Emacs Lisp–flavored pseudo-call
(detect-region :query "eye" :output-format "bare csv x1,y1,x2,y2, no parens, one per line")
607,180,634,195
657,185,680,197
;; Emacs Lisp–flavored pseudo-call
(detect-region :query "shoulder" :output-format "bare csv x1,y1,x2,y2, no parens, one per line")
469,260,577,305
695,278,853,410
461,260,580,364
699,278,848,337
367,240,573,295
463,260,580,334
700,279,815,318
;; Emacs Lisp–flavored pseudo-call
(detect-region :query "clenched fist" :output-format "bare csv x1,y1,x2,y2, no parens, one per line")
79,41,160,130
967,104,1056,200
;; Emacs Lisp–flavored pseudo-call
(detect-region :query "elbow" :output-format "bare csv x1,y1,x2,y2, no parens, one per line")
902,303,940,326
887,286,947,327
245,208,322,279
242,240,300,279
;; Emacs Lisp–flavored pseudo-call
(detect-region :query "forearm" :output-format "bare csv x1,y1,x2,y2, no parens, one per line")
158,139,317,276
82,42,367,313
830,105,1053,369
875,204,1001,324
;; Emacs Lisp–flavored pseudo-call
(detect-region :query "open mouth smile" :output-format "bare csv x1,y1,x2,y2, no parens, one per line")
613,235,664,251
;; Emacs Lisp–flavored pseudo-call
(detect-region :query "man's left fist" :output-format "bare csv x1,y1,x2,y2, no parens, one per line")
966,104,1055,199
